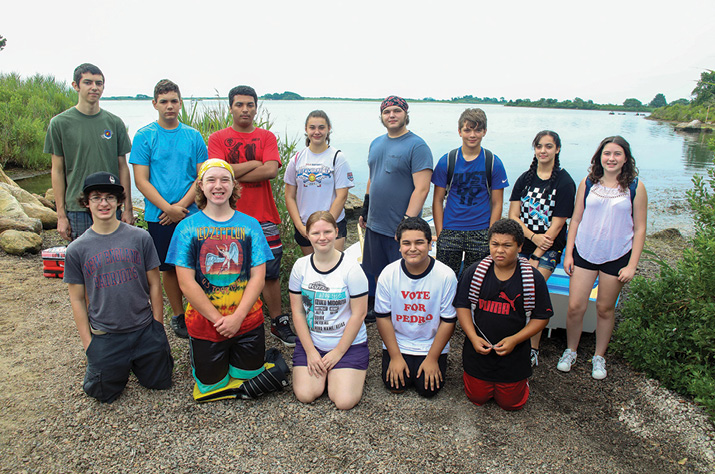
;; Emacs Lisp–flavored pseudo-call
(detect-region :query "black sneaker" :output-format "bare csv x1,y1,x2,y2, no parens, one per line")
271,314,297,347
170,314,189,339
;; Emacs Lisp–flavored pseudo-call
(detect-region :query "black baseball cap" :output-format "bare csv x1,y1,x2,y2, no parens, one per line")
83,172,124,194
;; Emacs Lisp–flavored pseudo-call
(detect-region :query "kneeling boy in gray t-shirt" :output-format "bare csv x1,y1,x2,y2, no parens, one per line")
64,171,173,403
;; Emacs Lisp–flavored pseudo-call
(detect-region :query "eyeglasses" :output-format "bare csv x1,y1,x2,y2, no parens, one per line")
89,195,118,204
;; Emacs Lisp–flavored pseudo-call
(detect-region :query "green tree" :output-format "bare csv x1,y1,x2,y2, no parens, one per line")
669,98,690,106
0,35,6,52
649,93,667,108
692,69,715,106
623,98,643,108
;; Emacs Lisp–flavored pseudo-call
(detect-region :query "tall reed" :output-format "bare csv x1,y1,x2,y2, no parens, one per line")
0,73,77,169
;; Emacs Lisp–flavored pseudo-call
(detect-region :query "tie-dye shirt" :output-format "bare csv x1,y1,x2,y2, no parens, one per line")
167,210,273,342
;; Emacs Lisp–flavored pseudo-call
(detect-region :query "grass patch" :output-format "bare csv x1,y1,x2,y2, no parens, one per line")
0,73,77,169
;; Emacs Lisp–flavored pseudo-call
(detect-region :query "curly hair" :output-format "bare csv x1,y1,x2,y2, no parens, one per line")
587,136,638,190
488,218,524,247
195,178,241,210
521,130,562,197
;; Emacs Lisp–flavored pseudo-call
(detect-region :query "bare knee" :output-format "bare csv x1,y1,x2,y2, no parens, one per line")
293,385,323,404
330,392,361,410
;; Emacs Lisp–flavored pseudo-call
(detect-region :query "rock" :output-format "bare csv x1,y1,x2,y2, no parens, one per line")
0,183,44,206
0,165,19,187
651,228,684,241
0,216,42,234
20,203,57,229
0,230,42,255
45,188,56,205
34,194,56,211
674,119,712,133
0,187,29,220
344,192,364,218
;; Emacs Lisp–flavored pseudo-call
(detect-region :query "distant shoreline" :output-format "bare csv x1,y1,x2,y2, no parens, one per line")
101,96,654,113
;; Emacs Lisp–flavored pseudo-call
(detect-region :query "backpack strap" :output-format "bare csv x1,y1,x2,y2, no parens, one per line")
467,256,536,323
484,148,494,197
583,177,594,207
445,148,459,197
629,177,638,202
333,149,341,167
584,177,638,214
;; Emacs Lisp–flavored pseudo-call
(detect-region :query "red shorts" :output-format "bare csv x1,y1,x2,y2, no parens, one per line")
462,372,529,411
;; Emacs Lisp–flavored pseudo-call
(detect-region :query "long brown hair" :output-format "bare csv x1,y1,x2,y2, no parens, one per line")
587,135,638,189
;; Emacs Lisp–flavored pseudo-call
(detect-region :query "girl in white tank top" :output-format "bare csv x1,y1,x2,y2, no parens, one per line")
558,136,648,381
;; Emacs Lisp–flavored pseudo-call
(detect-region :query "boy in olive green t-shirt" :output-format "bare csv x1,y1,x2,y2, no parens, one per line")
44,63,132,241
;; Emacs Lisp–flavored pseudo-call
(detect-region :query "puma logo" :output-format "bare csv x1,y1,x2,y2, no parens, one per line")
498,291,520,310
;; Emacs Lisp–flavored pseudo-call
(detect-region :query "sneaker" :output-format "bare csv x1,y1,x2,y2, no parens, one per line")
170,314,189,339
556,348,577,372
592,355,607,380
271,314,297,347
530,348,539,367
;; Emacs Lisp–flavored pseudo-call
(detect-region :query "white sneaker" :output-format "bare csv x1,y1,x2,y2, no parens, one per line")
557,349,577,372
592,355,607,380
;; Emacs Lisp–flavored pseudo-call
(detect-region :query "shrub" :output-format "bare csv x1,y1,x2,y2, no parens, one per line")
614,157,715,417
180,100,300,310
0,73,77,169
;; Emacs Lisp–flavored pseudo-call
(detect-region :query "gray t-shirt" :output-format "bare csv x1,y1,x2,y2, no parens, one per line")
367,132,433,236
64,222,160,333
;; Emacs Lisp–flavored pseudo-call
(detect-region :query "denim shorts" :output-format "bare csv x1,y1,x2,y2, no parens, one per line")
519,249,562,272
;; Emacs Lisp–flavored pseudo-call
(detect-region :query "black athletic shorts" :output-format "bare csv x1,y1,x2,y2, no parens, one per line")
189,324,265,385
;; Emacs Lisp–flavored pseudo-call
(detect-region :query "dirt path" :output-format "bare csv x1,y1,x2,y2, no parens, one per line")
0,232,713,473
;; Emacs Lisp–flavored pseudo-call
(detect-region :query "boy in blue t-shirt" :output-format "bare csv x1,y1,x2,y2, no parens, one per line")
431,108,508,277
130,79,207,339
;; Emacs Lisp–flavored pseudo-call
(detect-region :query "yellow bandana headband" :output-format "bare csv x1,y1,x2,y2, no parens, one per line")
198,159,235,180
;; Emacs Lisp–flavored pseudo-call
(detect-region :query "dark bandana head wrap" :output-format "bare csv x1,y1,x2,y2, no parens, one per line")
380,95,408,112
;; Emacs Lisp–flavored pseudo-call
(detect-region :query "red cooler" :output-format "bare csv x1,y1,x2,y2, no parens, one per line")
42,246,67,278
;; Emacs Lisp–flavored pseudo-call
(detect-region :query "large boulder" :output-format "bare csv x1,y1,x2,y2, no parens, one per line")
0,230,42,255
344,192,364,218
34,194,56,211
20,203,57,229
0,216,42,234
0,166,19,187
0,184,57,229
0,186,29,220
0,183,44,206
45,188,56,205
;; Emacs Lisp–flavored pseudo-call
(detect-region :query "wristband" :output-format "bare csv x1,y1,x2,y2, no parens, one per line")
530,255,539,261
361,194,370,222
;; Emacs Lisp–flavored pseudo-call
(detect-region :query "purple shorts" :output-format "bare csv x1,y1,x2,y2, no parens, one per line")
292,339,369,371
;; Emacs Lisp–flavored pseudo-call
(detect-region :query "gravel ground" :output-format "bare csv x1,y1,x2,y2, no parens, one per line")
0,229,713,473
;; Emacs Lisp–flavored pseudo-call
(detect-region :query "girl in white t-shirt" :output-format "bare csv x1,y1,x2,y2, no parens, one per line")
289,211,369,410
285,110,355,255
558,136,647,380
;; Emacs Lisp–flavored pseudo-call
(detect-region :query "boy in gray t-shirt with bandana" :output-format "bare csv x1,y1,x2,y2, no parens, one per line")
63,171,173,403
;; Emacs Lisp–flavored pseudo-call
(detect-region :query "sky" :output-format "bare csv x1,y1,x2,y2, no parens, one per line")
2,0,714,105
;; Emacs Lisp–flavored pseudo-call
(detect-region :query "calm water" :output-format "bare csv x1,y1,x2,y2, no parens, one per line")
48,100,715,234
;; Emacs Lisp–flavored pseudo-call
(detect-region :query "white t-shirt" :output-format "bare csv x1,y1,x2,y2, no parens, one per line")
283,146,354,223
289,253,369,351
375,258,458,355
